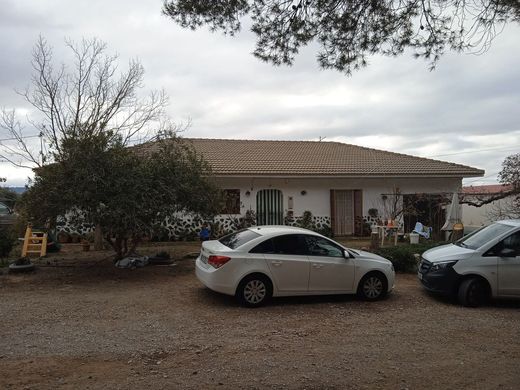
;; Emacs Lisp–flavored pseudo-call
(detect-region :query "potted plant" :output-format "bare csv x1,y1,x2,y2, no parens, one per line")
368,208,378,218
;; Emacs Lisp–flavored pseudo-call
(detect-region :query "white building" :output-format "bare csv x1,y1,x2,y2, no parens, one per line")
462,185,515,228
183,138,483,239
56,138,485,239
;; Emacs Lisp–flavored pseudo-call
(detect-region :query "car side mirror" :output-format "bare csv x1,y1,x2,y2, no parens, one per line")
499,248,516,258
343,250,352,259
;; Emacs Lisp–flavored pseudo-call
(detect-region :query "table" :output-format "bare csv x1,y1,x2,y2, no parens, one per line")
375,225,399,246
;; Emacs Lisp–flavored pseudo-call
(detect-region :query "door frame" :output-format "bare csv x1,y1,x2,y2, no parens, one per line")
330,189,363,236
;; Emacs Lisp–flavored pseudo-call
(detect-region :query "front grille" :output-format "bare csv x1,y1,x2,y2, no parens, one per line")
419,258,432,273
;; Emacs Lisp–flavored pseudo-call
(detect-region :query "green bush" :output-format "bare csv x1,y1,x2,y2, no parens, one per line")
299,211,314,230
373,242,447,273
314,225,332,237
0,226,16,260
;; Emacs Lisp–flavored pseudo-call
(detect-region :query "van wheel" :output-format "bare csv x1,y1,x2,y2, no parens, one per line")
235,275,272,308
458,278,488,307
357,272,388,301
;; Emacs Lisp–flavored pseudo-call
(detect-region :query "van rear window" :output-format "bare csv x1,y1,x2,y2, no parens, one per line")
219,229,261,249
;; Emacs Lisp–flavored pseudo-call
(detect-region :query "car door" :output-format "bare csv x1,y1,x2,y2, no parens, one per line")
496,231,520,296
305,235,356,292
252,234,310,292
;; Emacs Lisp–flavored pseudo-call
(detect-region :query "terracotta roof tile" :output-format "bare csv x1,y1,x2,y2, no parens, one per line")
139,138,485,178
462,184,512,194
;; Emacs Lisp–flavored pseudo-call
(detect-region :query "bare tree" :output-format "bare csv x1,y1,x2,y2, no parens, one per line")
374,187,418,224
1,36,168,168
485,196,520,221
461,153,520,208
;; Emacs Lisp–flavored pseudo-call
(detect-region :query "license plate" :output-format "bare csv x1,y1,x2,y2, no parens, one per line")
417,272,423,280
200,253,208,264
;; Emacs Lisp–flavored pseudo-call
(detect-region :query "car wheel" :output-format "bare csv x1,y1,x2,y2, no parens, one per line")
358,272,387,301
235,274,272,308
458,278,488,307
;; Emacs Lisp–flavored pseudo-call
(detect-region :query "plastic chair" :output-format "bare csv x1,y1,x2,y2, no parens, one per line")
413,222,432,239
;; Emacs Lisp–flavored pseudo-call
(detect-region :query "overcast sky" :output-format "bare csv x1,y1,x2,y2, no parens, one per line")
1,0,519,187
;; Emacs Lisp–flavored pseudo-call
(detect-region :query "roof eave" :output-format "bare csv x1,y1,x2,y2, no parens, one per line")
210,172,485,179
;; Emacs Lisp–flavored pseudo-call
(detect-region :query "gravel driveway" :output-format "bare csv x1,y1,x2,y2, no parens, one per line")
1,246,520,389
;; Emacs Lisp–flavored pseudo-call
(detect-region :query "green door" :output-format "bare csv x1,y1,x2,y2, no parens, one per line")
256,189,284,225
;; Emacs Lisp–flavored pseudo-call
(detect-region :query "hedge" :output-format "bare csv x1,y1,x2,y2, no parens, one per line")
0,226,16,261
373,242,447,273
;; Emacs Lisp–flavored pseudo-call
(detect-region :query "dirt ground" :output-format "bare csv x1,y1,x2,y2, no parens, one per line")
1,242,520,390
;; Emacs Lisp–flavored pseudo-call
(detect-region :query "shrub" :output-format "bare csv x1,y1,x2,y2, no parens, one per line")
299,211,315,230
373,242,446,273
314,225,332,237
0,226,16,259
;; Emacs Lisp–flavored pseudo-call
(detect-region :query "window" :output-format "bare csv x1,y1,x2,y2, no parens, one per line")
271,234,307,255
219,229,260,249
222,189,240,214
488,231,520,256
250,238,275,254
0,202,10,215
304,235,344,258
457,223,514,250
503,232,520,253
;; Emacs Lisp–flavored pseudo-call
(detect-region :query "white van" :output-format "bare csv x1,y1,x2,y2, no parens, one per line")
418,219,520,307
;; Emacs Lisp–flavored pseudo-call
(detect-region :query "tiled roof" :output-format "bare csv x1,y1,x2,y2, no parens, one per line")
462,184,512,194
139,138,485,178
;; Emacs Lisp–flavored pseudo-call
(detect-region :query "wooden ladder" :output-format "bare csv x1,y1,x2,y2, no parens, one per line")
21,225,48,257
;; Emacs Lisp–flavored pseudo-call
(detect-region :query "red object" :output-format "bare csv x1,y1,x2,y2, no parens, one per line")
208,255,231,269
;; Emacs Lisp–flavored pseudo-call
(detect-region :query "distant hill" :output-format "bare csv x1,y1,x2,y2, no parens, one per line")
3,187,26,194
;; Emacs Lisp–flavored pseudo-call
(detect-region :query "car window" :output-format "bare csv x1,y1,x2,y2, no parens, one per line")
456,223,514,250
304,235,344,258
488,231,520,256
250,238,275,254
219,229,261,249
270,234,307,255
0,202,10,215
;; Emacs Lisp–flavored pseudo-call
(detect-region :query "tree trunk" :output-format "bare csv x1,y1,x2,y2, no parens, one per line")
128,235,141,255
94,224,103,250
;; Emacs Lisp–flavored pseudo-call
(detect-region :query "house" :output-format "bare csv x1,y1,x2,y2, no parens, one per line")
55,138,484,239
462,184,516,228
172,138,484,238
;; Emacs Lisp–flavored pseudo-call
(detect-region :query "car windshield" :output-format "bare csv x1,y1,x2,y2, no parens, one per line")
455,222,515,250
219,229,261,249
0,202,11,215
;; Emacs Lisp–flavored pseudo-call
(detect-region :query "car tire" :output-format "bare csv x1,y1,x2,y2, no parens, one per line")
458,278,488,307
357,272,388,301
8,262,36,273
235,274,272,308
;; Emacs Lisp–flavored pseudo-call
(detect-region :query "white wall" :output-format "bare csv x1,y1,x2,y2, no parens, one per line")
462,197,515,227
214,176,462,218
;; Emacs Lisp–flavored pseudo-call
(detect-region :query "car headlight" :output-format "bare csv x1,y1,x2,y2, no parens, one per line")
429,260,458,272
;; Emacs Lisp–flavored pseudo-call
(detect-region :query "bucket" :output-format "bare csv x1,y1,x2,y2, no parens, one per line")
410,233,419,244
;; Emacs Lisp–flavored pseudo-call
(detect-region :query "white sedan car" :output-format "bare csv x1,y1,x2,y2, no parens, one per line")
196,226,395,307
